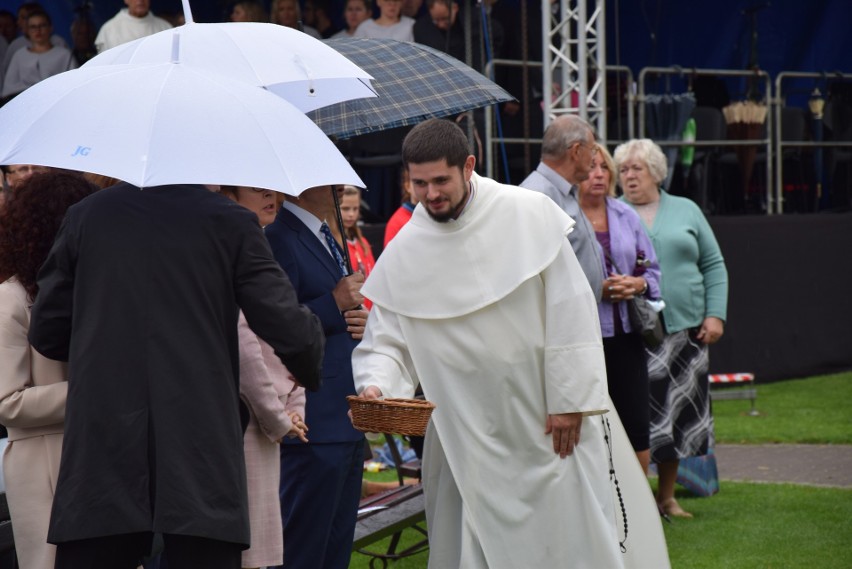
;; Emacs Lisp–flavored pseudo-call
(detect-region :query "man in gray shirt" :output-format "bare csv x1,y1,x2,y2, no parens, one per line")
520,115,603,299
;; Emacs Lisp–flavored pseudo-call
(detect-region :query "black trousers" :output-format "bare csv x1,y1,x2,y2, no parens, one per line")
603,332,651,452
54,533,242,569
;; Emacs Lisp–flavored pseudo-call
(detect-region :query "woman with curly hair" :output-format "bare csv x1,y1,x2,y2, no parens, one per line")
0,171,98,569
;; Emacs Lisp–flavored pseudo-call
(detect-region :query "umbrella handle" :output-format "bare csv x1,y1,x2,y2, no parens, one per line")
331,185,354,275
330,186,366,313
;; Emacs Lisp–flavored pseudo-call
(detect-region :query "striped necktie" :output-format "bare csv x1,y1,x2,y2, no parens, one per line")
320,222,347,277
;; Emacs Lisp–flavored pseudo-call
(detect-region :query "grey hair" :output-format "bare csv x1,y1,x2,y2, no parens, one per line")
540,115,594,160
612,139,668,185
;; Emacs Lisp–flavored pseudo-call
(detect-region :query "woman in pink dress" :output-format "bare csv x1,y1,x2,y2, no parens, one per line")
217,185,309,569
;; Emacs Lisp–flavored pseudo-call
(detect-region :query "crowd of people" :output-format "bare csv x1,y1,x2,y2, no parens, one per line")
0,124,727,569
520,115,728,519
0,2,730,568
0,0,528,193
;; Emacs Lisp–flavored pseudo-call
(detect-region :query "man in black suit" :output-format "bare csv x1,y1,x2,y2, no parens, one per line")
265,185,368,569
29,183,324,569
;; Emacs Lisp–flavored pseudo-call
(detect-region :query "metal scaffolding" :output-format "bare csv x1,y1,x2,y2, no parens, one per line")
541,0,607,140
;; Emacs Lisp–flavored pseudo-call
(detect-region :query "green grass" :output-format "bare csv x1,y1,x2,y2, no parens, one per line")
351,529,429,569
348,372,852,569
713,371,852,444
349,483,852,569
662,482,852,569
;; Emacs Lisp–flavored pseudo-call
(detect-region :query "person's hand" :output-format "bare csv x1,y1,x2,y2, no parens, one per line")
603,274,647,302
545,412,583,458
332,272,365,311
696,316,724,345
349,385,383,425
360,385,383,400
285,412,309,443
344,308,368,340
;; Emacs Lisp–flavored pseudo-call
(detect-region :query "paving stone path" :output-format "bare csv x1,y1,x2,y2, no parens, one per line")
715,444,852,488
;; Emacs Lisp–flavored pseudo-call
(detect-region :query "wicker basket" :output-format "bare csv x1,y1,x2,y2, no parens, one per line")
347,396,435,436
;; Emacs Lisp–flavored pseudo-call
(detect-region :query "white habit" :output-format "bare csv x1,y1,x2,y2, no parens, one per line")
95,9,171,53
354,173,628,568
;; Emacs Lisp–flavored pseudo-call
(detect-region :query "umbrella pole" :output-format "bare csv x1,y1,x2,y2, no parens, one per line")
330,185,354,275
180,0,194,23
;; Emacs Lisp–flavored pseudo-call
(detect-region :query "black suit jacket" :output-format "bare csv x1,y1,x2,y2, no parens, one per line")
265,206,364,444
29,183,324,547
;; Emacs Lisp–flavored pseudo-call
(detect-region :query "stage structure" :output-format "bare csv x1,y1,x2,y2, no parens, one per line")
542,0,607,138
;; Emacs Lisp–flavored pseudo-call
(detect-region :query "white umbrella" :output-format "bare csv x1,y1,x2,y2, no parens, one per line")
84,21,376,113
0,62,364,194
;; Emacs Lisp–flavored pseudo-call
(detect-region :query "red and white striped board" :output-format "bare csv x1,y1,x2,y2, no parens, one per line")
709,373,755,385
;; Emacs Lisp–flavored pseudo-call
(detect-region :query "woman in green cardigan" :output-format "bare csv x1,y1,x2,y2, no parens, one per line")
614,139,728,519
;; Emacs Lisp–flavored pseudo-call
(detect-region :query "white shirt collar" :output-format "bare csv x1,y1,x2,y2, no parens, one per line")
536,162,575,197
283,201,334,255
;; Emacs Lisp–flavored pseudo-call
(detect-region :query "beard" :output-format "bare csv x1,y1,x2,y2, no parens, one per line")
424,185,469,223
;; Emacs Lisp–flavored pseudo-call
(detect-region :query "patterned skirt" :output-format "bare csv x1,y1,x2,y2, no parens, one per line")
646,329,712,463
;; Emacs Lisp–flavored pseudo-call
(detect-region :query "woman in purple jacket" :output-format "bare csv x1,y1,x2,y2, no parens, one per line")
578,143,661,474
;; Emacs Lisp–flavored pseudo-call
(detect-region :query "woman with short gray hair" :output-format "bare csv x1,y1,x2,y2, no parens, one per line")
615,138,729,519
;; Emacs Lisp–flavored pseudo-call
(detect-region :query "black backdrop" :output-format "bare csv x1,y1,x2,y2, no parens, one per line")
707,212,852,382
363,212,852,383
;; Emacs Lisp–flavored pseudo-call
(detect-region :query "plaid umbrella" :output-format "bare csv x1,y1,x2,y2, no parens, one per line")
308,38,514,140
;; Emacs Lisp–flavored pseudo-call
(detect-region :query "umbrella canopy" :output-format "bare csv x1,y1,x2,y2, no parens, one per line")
644,92,697,189
307,38,515,140
0,63,363,194
84,22,376,113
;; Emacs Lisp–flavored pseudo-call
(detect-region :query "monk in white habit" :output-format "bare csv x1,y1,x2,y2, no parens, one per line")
352,119,670,569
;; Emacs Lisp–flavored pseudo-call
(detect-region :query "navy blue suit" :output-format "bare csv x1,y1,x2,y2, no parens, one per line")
265,206,364,569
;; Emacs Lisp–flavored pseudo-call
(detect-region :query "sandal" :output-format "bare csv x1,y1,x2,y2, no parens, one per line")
658,497,693,519
657,502,672,524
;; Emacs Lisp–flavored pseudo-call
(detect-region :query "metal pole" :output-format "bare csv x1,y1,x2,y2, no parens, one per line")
463,0,474,148
578,0,587,122
541,0,552,129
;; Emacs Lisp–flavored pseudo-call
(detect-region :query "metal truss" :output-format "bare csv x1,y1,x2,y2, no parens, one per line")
541,0,607,141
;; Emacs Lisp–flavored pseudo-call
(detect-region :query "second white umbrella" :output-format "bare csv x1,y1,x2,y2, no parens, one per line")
84,21,376,113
